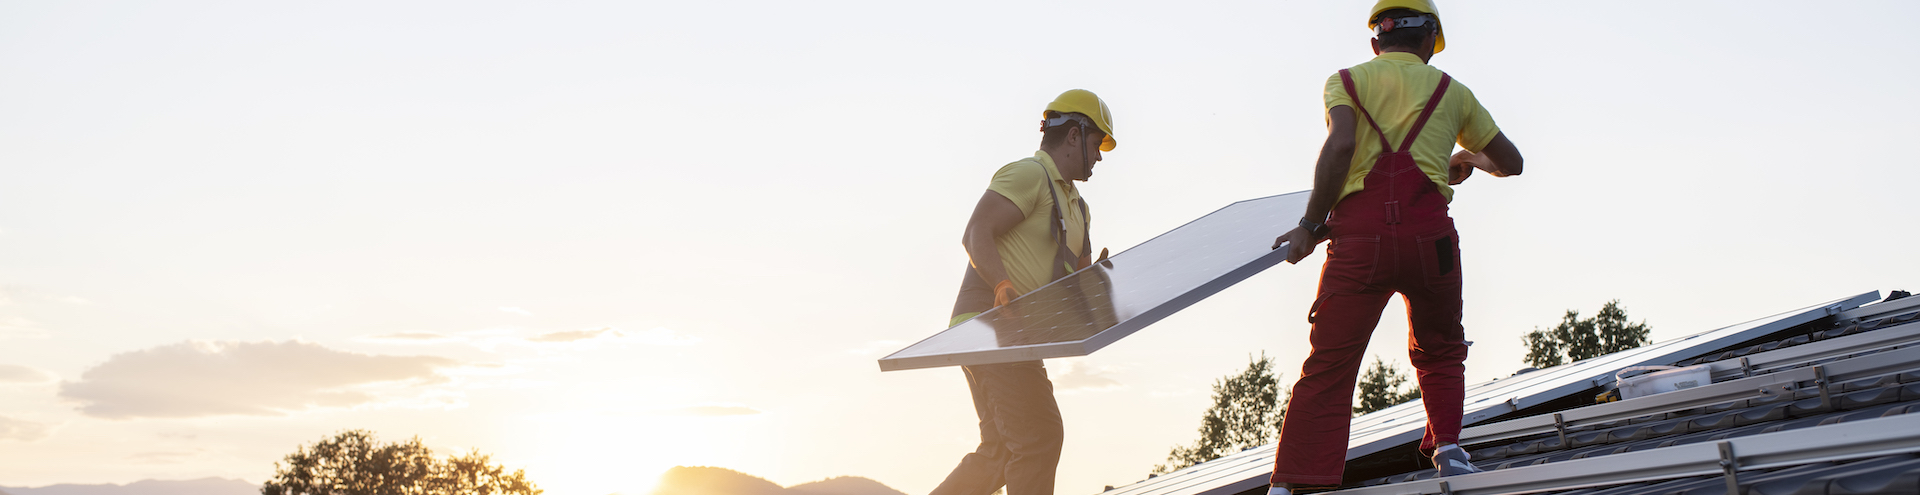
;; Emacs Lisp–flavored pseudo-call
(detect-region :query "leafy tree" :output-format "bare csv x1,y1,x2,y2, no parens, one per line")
1522,300,1652,368
1352,356,1421,416
1153,353,1287,474
262,429,542,495
433,450,543,495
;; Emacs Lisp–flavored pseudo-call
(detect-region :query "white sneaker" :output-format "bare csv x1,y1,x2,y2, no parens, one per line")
1432,444,1483,477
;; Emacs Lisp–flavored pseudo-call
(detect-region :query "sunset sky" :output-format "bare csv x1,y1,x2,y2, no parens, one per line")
4,1,1919,495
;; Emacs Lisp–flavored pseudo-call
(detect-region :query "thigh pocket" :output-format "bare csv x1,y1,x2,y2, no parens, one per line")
1324,234,1381,290
1416,229,1463,292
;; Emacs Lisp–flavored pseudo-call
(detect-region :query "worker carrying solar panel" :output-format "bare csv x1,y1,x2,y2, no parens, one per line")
929,89,1115,495
1265,0,1525,492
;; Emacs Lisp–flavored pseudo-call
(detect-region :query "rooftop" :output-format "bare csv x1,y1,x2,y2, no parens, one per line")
1104,290,1920,495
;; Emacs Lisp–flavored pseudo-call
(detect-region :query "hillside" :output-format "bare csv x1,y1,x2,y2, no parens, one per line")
652,467,906,495
787,476,908,495
0,478,257,495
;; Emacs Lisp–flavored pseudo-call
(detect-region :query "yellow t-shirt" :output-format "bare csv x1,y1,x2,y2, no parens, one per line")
984,151,1089,294
1324,52,1502,204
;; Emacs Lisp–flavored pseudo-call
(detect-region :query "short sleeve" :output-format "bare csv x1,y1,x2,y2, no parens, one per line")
1323,73,1353,113
1453,84,1501,153
987,160,1047,217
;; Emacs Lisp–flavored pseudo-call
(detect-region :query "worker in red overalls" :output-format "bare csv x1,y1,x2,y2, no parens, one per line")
1267,0,1524,492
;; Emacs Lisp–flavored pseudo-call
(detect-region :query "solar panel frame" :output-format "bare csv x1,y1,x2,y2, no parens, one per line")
879,192,1310,372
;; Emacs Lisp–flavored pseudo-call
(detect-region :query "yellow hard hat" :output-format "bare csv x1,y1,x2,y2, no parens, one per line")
1368,0,1445,54
1043,89,1116,152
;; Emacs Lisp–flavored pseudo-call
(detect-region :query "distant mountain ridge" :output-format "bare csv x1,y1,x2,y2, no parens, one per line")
0,478,257,495
653,466,906,495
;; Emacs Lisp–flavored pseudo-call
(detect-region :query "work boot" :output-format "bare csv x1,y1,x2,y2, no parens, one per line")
1431,444,1483,477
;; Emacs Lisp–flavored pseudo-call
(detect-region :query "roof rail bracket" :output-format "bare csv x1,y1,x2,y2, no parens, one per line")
1552,413,1570,450
1739,357,1753,379
1813,365,1832,410
1438,480,1452,495
1717,441,1740,494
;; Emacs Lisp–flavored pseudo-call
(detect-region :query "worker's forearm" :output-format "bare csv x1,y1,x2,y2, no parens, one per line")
1481,132,1523,177
1304,142,1355,223
963,226,1012,286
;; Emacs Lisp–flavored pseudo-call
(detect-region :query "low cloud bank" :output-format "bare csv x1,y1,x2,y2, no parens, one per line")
0,415,49,441
0,364,53,384
59,340,460,419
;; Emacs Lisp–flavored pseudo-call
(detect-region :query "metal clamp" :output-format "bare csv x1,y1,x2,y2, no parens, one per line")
1813,365,1833,410
1438,481,1452,495
1739,357,1753,379
1552,413,1570,450
1717,442,1740,494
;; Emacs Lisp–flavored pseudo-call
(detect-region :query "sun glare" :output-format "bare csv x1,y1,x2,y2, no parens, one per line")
523,410,769,495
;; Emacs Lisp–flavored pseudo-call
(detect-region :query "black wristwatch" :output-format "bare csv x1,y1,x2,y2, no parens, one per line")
1298,217,1332,238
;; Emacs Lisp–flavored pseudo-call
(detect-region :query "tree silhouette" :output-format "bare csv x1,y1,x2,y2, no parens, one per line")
1352,356,1420,416
1522,300,1652,368
1153,353,1287,474
262,429,541,495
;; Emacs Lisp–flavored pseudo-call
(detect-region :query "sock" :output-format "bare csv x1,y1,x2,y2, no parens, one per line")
1435,443,1468,459
1267,486,1291,495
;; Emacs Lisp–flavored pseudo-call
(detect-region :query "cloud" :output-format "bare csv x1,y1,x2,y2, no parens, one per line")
0,364,54,384
356,331,462,344
0,316,48,340
650,405,762,417
1051,362,1123,392
0,416,50,441
498,306,533,316
59,340,462,419
528,328,608,343
526,327,699,346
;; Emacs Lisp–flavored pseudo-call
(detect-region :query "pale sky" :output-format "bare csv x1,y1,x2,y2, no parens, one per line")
3,1,1918,495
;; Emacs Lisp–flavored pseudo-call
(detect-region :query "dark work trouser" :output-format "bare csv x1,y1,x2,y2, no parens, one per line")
930,361,1064,495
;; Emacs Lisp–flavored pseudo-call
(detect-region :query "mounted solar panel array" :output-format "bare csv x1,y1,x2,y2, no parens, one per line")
879,192,1309,372
1337,290,1920,495
1100,291,1881,495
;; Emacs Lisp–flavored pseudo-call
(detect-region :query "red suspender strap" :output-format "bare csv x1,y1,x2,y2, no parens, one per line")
1397,73,1453,153
1338,69,1393,153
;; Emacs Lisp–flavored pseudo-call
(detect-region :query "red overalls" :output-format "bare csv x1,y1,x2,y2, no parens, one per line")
1269,70,1470,486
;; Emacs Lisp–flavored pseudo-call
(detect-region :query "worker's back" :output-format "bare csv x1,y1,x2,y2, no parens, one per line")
1325,52,1500,205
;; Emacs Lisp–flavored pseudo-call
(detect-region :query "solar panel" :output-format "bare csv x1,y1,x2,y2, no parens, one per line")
1100,291,1880,495
1341,291,1878,458
878,191,1310,372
